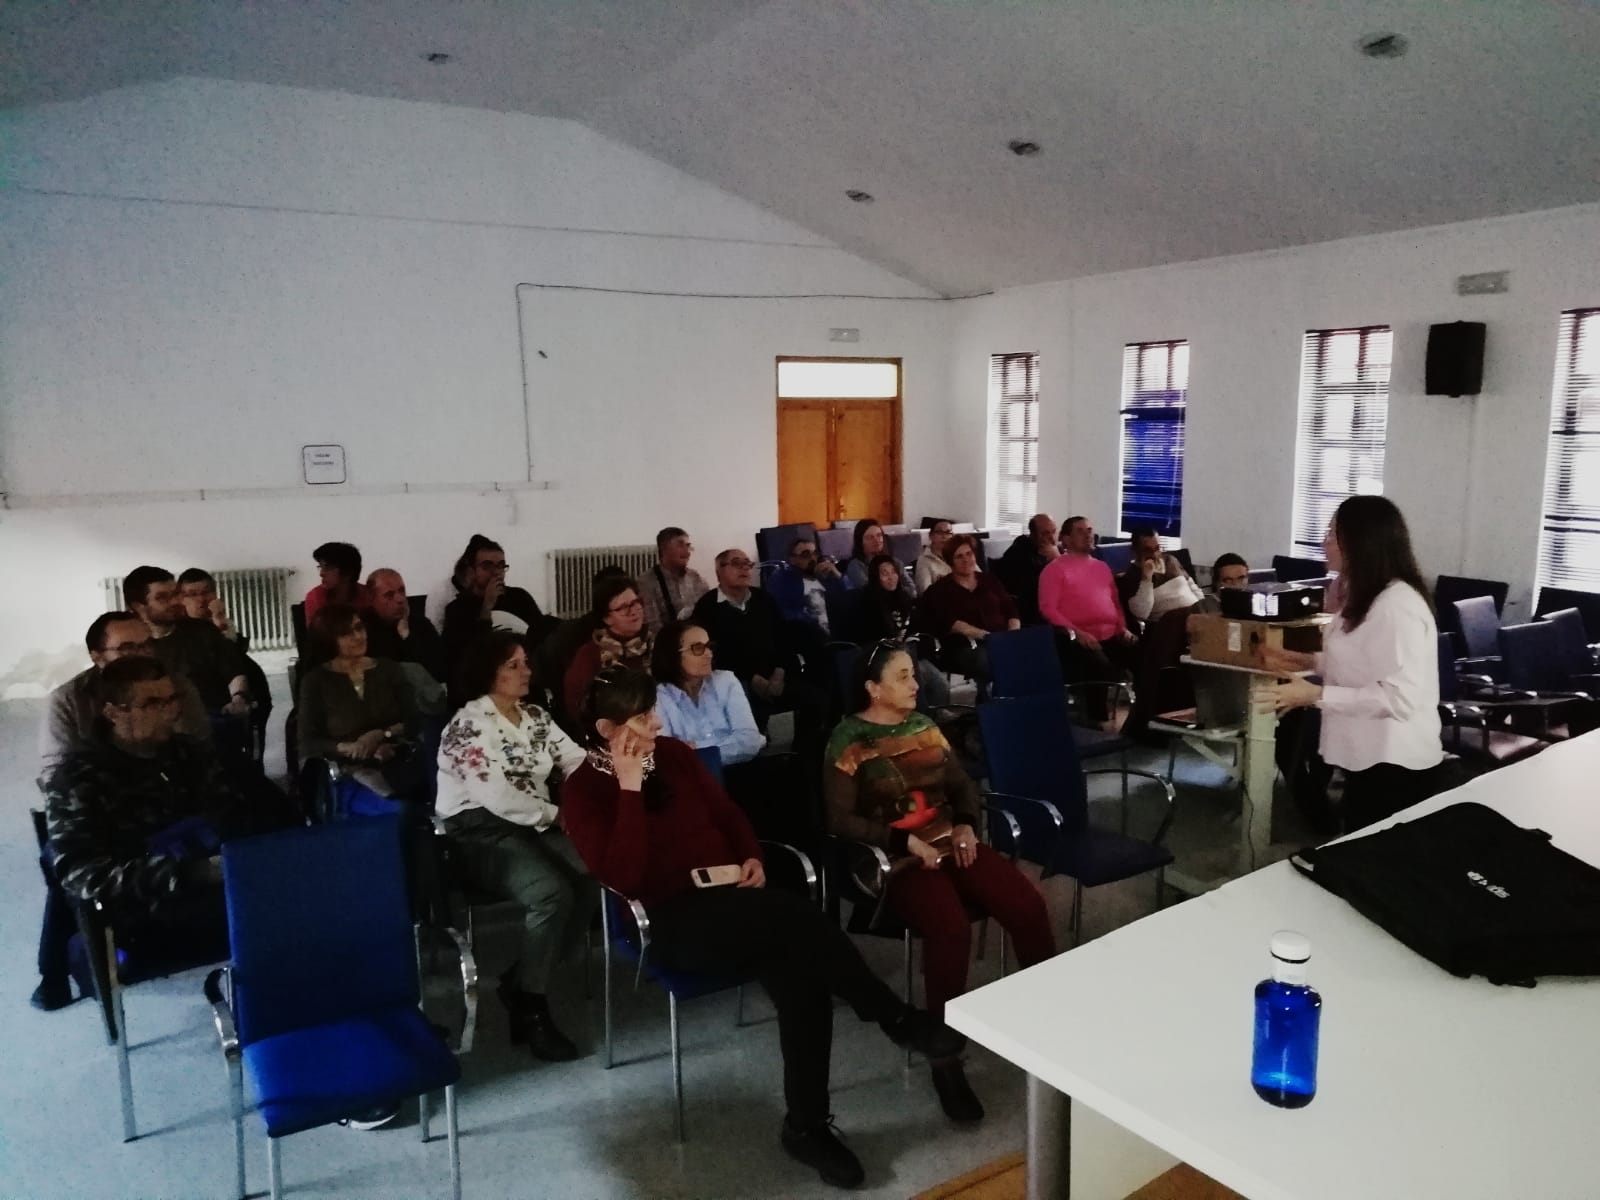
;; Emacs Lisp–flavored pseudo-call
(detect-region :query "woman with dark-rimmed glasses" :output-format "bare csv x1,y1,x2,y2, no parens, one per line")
562,575,654,722
650,619,765,765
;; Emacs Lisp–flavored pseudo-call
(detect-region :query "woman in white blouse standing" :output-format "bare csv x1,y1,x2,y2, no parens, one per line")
650,619,766,766
437,631,593,1061
1263,496,1444,832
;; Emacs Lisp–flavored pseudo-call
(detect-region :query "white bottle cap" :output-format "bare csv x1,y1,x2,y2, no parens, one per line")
1270,930,1311,984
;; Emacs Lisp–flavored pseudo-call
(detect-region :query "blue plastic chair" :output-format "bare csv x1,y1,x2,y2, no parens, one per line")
693,744,724,782
209,818,475,1200
1495,621,1600,741
600,837,818,1142
1540,607,1600,681
1434,575,1508,645
978,694,1174,943
1435,634,1546,767
1534,586,1600,640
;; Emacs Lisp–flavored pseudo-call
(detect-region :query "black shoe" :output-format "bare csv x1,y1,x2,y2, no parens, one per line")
30,977,75,1012
881,1006,966,1060
931,1060,985,1124
780,1116,865,1189
499,979,580,1062
339,1104,400,1131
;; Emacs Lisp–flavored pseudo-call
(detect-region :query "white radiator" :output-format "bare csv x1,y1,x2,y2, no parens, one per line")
546,545,657,619
102,568,297,652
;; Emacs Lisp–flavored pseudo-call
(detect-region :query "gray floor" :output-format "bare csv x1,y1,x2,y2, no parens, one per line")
0,678,1316,1200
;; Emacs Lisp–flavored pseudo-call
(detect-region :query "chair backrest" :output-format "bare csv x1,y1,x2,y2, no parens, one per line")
1540,608,1591,675
986,625,1063,698
1095,542,1134,574
223,818,419,1046
290,601,309,658
824,587,870,645
1436,633,1460,703
921,516,956,529
1170,547,1194,578
755,523,817,566
1454,595,1501,658
694,745,724,783
407,593,429,624
1273,555,1328,583
816,527,854,562
1534,586,1600,641
832,644,865,713
1246,567,1278,586
1498,621,1569,692
1433,576,1508,641
887,531,923,567
978,695,1087,834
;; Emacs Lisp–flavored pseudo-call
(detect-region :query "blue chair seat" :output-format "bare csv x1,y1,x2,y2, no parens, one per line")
244,1005,460,1139
1048,828,1174,888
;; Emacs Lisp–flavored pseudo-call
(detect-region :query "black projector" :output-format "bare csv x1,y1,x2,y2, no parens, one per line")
1219,584,1325,621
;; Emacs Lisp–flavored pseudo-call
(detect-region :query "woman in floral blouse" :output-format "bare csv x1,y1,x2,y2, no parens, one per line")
437,631,593,1062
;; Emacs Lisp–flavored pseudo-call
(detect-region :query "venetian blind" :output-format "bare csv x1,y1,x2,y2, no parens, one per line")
1537,308,1600,593
988,352,1040,533
1119,340,1189,537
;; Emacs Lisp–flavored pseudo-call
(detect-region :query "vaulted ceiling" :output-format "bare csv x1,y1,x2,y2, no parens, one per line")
6,0,1598,294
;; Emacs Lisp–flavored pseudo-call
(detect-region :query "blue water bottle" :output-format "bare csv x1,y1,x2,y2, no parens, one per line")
1251,930,1321,1108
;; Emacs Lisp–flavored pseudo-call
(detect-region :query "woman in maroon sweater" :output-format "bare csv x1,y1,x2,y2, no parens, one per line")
561,667,963,1190
915,534,1020,695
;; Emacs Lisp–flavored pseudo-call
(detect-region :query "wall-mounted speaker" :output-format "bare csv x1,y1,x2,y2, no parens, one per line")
1425,321,1486,397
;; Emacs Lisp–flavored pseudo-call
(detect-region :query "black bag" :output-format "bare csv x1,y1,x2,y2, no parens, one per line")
1291,802,1600,986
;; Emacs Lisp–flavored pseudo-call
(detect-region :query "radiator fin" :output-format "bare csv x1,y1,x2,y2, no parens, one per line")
546,546,657,619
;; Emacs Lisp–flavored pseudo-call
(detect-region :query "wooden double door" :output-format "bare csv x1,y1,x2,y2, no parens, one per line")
776,398,902,527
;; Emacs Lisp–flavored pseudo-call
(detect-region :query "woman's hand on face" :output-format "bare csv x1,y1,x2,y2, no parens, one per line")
951,824,979,869
1259,677,1322,714
1261,646,1316,676
906,834,944,870
609,725,648,791
737,858,766,888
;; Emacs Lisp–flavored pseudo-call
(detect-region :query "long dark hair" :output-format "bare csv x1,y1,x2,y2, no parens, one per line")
851,517,884,564
649,619,703,687
1332,496,1431,630
863,554,912,638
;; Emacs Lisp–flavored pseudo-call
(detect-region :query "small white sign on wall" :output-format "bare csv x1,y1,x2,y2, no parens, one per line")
302,444,347,485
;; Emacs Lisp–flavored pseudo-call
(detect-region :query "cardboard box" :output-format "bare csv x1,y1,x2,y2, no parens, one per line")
1188,613,1325,670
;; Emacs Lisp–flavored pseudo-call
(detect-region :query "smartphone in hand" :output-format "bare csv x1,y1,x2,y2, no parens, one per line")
691,864,743,888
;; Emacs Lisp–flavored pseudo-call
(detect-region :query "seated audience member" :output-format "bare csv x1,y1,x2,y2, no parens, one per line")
303,541,373,624
1210,553,1251,593
29,614,210,1011
442,535,555,670
1037,517,1139,691
1118,529,1206,629
691,550,789,702
844,518,905,591
44,659,243,966
562,576,653,722
913,519,956,593
993,513,1060,624
561,667,964,1188
427,537,482,632
916,534,1020,693
640,526,711,635
436,632,593,1061
651,620,765,765
124,566,253,720
768,537,852,635
177,568,239,642
297,605,420,799
364,568,447,688
825,644,1056,1123
863,555,951,706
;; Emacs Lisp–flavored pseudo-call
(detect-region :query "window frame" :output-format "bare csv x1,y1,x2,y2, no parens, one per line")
1536,307,1600,596
986,352,1041,534
1117,339,1189,539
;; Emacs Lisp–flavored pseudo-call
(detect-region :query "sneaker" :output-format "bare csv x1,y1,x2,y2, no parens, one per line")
780,1116,865,1189
339,1104,400,1131
931,1060,985,1124
880,1006,966,1060
29,977,76,1012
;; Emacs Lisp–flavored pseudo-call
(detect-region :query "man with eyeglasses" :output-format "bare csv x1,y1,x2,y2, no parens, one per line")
768,537,852,636
692,550,793,702
27,614,213,1011
641,526,711,636
42,658,251,1007
442,536,556,676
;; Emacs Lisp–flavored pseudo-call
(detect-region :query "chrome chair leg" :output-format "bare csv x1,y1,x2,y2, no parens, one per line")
669,993,685,1142
111,970,136,1142
445,1084,462,1200
267,1136,283,1200
735,983,746,1027
602,925,615,1070
228,1052,246,1200
420,1088,431,1143
1121,749,1130,834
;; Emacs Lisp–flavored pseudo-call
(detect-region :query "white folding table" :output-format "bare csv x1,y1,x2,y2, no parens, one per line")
947,732,1600,1200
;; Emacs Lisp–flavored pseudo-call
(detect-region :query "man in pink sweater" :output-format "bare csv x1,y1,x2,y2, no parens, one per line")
1037,517,1139,716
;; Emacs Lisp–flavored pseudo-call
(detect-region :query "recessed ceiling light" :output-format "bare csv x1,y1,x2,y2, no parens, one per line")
422,52,452,64
1008,139,1042,157
846,189,875,204
1356,32,1408,59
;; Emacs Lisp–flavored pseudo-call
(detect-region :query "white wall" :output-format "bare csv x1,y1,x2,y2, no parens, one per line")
0,78,954,688
945,205,1600,613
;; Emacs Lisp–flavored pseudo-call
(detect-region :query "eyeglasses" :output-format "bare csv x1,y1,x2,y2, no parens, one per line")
723,559,754,570
117,694,181,713
608,598,644,615
680,641,714,656
791,549,817,560
478,560,509,572
102,641,152,655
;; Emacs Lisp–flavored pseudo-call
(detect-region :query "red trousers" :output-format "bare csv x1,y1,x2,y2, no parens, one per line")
885,844,1056,1019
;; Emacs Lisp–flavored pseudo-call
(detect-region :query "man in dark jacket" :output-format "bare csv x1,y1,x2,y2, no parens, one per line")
993,513,1060,625
364,568,447,684
441,536,558,679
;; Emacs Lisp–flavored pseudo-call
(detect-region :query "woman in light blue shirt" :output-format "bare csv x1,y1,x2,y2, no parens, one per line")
650,619,766,765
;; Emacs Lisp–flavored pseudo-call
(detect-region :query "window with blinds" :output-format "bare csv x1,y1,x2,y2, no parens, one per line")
987,352,1040,533
1119,340,1189,537
1536,308,1600,593
1290,325,1393,556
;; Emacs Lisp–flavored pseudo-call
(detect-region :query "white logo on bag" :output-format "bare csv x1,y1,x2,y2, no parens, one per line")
1466,870,1509,899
